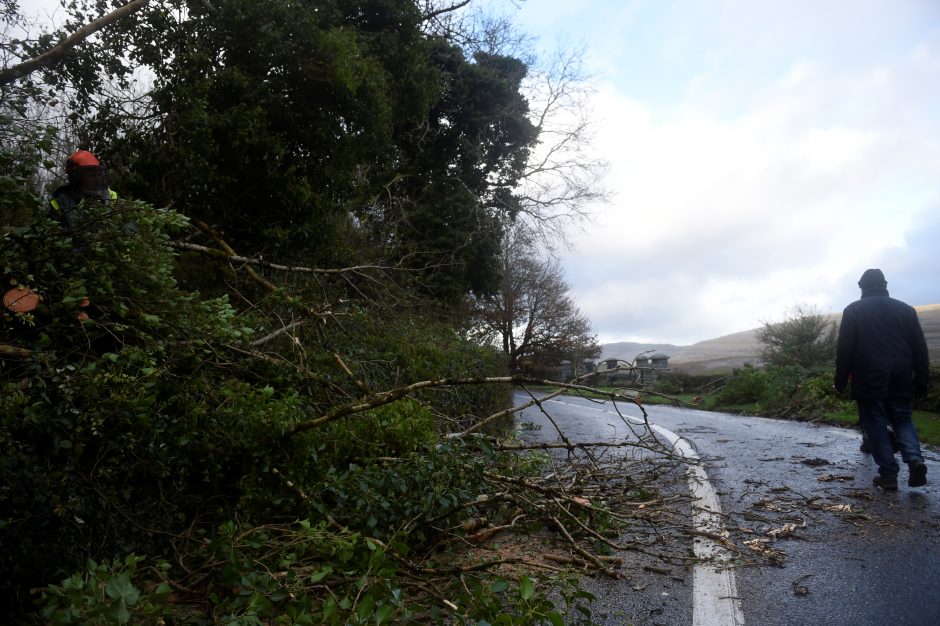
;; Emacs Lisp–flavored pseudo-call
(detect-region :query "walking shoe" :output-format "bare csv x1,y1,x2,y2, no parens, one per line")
908,460,928,487
873,474,898,491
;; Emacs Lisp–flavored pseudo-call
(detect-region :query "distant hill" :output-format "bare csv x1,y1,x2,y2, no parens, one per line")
667,329,761,375
598,342,683,363
602,304,940,375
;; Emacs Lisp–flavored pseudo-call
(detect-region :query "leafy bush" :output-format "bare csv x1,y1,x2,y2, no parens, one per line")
322,309,511,431
914,366,940,413
715,365,768,405
756,304,837,368
1,199,526,620
39,555,172,626
1,202,298,606
714,365,851,418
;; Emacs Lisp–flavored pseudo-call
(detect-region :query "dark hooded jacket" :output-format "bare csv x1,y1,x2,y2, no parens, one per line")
834,286,930,399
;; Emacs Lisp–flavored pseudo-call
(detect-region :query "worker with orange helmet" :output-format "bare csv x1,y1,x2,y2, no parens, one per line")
41,149,120,320
48,149,118,228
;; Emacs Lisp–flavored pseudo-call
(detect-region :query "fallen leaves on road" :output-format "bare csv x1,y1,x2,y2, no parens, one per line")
766,521,805,539
817,474,855,482
813,503,856,513
799,457,831,467
744,538,786,565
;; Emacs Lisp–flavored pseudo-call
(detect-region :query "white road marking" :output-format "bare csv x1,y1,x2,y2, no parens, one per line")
529,396,745,625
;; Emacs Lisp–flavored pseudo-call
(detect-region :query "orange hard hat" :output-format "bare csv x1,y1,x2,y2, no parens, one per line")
65,150,100,172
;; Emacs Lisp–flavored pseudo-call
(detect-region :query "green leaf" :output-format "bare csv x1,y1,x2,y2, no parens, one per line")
489,579,508,593
105,572,141,605
356,594,375,621
375,604,394,624
310,564,333,583
519,575,534,600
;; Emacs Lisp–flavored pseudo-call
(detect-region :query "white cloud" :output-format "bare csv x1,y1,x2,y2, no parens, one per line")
554,12,940,344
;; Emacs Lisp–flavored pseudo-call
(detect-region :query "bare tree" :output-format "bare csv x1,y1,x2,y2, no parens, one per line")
470,225,599,375
513,45,608,242
756,303,837,369
422,2,608,244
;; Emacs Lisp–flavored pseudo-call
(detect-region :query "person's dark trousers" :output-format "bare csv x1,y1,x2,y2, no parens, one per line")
857,397,924,476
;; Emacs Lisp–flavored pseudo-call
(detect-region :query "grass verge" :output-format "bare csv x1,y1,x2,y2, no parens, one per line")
822,410,940,447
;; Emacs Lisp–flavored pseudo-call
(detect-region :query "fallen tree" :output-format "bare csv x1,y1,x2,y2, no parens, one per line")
3,202,722,623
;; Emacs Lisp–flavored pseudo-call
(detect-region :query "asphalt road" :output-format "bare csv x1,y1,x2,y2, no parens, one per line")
512,392,940,625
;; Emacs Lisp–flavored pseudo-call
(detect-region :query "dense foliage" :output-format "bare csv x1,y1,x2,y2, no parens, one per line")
0,200,519,621
708,363,939,422
33,0,539,301
0,1,611,622
712,364,848,418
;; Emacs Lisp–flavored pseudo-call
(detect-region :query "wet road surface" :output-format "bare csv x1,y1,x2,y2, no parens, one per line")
513,392,940,625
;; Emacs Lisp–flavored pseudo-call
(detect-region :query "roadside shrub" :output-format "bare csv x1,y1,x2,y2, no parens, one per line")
310,440,486,545
714,364,851,418
1,199,515,619
0,202,303,608
716,365,768,405
914,366,940,413
759,366,842,418
320,310,511,433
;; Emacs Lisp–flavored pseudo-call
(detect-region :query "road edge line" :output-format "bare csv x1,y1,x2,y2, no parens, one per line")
650,424,745,626
528,395,745,624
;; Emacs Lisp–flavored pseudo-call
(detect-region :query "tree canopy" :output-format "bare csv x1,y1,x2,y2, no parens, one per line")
0,1,614,621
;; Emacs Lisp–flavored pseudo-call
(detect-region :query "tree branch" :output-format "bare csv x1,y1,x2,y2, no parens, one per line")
170,241,416,277
0,0,151,86
287,376,647,435
1,344,32,358
421,0,473,22
192,220,278,293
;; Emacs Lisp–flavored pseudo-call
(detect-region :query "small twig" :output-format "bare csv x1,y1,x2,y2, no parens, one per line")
249,320,309,347
549,516,618,577
332,352,371,394
0,344,32,358
192,220,278,293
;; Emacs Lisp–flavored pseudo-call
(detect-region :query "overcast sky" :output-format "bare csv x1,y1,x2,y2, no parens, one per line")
496,0,940,345
15,0,940,345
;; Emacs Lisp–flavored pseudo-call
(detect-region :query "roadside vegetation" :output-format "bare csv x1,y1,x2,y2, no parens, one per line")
0,2,704,624
643,306,940,447
582,303,939,446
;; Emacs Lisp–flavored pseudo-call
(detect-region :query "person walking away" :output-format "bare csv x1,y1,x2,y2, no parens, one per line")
834,269,930,491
